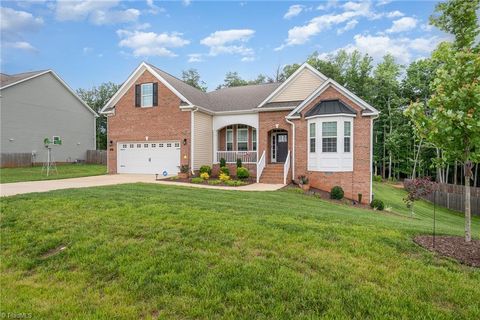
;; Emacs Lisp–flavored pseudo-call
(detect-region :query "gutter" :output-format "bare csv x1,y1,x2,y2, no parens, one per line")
285,118,296,181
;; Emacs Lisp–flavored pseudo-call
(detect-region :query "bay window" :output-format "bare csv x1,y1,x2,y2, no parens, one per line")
309,123,316,153
344,121,351,153
322,122,337,152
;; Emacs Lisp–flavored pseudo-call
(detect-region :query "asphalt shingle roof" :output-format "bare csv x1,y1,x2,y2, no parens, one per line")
0,70,47,88
304,99,356,117
147,63,282,112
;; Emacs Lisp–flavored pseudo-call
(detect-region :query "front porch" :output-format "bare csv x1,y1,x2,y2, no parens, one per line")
212,123,291,184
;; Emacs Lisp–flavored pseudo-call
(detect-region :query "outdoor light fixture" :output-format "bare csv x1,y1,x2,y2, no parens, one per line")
183,138,187,145
109,140,113,147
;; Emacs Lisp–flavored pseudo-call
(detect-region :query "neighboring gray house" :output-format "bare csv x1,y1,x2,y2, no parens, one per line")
0,70,98,165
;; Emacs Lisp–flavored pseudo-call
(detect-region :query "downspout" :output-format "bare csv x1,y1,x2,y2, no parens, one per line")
190,107,198,174
286,118,295,182
370,114,380,202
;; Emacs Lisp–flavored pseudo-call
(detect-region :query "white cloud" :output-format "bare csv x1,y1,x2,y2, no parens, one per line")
200,29,255,58
376,0,392,6
276,1,378,50
55,0,140,25
188,53,203,63
4,41,37,52
337,19,358,34
386,10,404,18
182,0,191,6
342,34,442,64
317,0,338,11
83,47,93,54
386,17,418,33
117,29,190,57
0,7,44,34
146,0,165,15
284,5,304,19
241,56,255,62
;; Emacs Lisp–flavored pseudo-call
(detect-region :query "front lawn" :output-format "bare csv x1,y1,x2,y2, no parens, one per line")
0,164,107,184
1,183,479,319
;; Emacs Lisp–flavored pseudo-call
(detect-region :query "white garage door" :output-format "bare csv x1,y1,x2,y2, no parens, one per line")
117,141,181,175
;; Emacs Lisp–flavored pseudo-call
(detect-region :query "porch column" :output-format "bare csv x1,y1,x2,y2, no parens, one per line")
213,129,218,163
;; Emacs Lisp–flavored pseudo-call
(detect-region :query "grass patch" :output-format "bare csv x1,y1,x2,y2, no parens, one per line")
0,164,107,184
1,182,479,318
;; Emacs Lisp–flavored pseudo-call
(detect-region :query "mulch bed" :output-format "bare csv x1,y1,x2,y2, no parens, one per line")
161,177,255,187
414,235,480,268
305,186,371,209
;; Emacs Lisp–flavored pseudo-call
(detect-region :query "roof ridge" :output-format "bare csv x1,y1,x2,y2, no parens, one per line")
209,82,280,93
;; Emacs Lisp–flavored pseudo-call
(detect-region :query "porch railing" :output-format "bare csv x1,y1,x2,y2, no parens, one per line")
257,150,266,183
216,151,257,164
283,150,291,185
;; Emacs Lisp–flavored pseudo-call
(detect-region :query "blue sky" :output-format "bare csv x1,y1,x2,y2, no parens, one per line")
1,0,446,91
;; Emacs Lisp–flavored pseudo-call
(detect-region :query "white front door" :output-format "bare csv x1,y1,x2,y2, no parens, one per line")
117,141,180,175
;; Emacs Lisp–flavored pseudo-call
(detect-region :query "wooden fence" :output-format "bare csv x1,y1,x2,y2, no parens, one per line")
86,150,107,165
1,153,32,168
404,180,480,216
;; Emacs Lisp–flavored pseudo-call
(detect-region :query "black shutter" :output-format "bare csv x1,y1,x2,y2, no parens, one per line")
153,83,158,106
135,84,141,107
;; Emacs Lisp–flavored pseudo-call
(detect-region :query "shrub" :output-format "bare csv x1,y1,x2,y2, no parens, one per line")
180,165,189,173
370,199,385,210
224,180,245,187
330,186,344,200
219,158,226,168
200,172,209,180
220,166,230,176
236,167,249,180
207,179,222,185
219,173,230,182
236,158,242,168
373,175,382,182
191,177,203,184
199,165,212,175
403,178,435,216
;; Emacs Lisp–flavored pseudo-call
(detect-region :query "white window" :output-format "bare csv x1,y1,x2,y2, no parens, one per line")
144,144,148,148
322,122,337,153
309,123,316,153
252,128,257,151
141,83,153,107
344,121,351,153
237,125,248,151
137,144,141,148
129,144,134,148
226,126,233,151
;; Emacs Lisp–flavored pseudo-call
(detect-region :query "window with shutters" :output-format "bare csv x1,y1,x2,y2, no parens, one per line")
141,83,153,107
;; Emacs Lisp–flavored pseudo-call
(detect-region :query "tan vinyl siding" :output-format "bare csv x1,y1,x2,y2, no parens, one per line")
193,111,213,170
272,68,324,102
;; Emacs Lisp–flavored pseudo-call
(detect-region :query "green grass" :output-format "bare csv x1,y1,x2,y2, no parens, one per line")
1,182,479,319
0,164,107,183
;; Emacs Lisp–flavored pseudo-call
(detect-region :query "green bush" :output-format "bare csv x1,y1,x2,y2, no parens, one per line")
199,165,212,175
387,177,397,183
224,180,246,187
370,199,385,210
373,175,382,182
330,186,344,200
220,166,230,176
219,158,226,168
236,167,249,180
207,179,222,185
236,158,242,168
191,177,204,184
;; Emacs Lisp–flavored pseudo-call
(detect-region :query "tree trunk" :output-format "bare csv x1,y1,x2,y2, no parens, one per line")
474,163,478,187
445,163,450,184
382,126,386,179
412,138,423,179
465,173,471,242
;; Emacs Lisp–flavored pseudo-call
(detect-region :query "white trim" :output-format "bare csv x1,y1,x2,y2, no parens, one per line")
305,113,356,120
256,62,328,109
285,118,295,180
236,125,248,151
180,105,215,115
288,79,379,118
1,70,99,117
370,114,379,202
257,106,297,112
190,108,198,174
101,62,194,114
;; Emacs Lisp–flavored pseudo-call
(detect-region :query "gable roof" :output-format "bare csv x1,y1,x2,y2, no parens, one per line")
101,62,281,114
256,62,328,109
304,99,357,118
1,69,98,117
1,70,49,89
287,79,379,118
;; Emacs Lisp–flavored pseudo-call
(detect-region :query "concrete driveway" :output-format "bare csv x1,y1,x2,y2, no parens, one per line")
1,174,284,197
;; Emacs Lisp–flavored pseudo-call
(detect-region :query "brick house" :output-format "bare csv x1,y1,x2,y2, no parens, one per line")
101,62,379,203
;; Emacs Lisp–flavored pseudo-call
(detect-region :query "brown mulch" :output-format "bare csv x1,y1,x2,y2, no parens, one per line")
162,177,255,186
414,235,480,267
306,186,371,209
